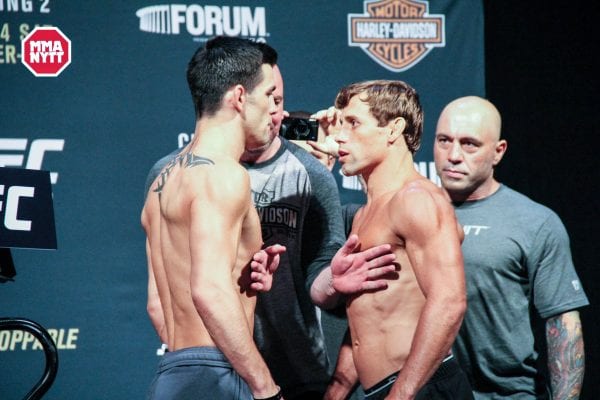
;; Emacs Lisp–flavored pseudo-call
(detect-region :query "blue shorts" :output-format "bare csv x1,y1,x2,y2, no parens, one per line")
146,346,253,400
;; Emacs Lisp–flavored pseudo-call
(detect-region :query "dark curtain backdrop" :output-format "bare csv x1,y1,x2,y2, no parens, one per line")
484,2,599,397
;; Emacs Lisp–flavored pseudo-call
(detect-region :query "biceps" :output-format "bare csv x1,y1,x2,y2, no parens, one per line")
406,233,464,296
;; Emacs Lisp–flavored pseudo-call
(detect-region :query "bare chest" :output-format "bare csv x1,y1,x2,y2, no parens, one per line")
351,201,403,250
348,199,424,314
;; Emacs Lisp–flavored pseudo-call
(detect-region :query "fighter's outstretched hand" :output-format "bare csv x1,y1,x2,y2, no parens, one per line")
250,244,286,292
331,234,397,294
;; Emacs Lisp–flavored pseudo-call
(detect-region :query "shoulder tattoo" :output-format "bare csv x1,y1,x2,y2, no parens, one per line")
153,152,215,195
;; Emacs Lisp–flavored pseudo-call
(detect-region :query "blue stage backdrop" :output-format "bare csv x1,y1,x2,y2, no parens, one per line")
0,1,484,398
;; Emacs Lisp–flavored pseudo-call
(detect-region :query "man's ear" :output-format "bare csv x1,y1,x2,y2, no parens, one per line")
388,117,406,144
493,139,508,166
224,84,246,112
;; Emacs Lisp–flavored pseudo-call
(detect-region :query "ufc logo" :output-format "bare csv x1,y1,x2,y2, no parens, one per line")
0,139,65,184
0,184,35,231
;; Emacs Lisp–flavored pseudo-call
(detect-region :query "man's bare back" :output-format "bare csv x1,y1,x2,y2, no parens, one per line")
142,36,282,399
142,151,261,351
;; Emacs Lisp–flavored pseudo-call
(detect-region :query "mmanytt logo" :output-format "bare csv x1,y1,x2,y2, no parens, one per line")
348,0,445,72
135,4,268,42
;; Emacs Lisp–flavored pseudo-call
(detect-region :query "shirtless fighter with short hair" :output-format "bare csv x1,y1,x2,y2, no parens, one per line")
323,80,472,400
141,36,283,400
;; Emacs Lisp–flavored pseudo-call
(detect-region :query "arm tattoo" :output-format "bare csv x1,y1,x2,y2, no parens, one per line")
153,152,214,195
546,311,585,400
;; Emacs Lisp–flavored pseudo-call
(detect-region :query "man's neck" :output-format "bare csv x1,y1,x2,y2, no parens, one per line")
241,135,282,164
364,150,417,199
446,179,501,203
191,117,245,160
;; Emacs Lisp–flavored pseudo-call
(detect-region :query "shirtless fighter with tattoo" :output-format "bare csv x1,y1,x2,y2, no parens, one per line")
141,36,284,400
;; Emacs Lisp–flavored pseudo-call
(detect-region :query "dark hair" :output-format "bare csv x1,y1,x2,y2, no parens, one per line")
335,80,423,153
186,36,278,119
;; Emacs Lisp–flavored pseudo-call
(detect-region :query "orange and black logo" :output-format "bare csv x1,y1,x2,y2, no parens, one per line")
348,0,445,72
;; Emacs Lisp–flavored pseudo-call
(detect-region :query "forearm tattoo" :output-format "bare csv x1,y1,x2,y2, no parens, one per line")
546,311,585,399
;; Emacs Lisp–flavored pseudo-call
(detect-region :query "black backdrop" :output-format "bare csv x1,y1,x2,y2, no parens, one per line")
484,2,598,397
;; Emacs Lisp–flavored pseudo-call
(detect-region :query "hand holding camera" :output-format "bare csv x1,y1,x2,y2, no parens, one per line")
279,117,319,141
308,107,341,164
280,107,341,171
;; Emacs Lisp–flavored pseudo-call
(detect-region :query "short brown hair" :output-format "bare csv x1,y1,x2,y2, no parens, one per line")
335,80,423,153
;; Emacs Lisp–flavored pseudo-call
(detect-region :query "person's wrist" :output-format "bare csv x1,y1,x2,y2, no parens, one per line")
254,386,282,400
326,267,340,296
324,382,351,400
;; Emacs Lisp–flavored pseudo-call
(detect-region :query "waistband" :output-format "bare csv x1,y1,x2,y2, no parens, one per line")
157,346,231,372
364,354,457,397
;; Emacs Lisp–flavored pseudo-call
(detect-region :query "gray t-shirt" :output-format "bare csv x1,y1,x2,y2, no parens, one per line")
244,138,345,397
452,185,589,399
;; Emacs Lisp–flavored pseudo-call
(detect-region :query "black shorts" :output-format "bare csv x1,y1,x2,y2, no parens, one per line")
363,356,473,400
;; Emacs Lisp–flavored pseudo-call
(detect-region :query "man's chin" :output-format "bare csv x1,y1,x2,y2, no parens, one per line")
442,181,473,199
245,135,276,154
340,164,358,177
441,179,462,190
245,143,270,154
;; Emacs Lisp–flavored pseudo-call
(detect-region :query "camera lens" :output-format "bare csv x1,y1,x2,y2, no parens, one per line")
294,121,310,138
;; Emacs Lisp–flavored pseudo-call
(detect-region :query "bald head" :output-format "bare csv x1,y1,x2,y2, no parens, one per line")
434,96,507,202
438,96,502,142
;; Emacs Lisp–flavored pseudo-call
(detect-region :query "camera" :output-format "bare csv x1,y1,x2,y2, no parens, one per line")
279,117,318,141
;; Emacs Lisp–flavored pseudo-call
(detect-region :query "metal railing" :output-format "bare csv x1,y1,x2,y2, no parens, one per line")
0,318,59,400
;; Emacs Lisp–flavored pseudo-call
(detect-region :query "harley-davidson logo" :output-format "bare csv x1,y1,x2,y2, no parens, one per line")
348,0,445,72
